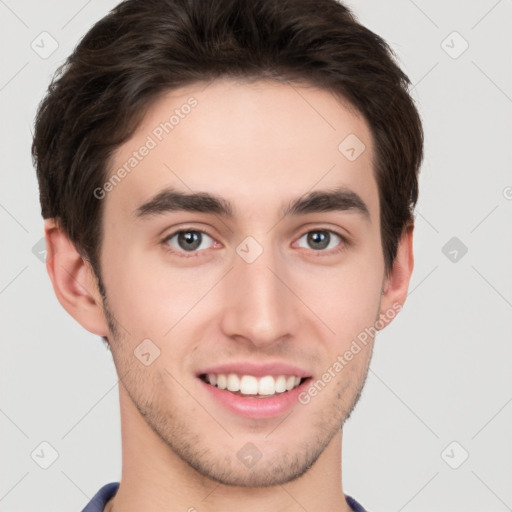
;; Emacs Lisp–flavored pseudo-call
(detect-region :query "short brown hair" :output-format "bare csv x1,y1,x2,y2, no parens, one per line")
32,0,423,285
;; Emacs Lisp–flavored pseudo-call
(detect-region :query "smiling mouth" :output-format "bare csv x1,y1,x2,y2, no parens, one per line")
199,373,309,397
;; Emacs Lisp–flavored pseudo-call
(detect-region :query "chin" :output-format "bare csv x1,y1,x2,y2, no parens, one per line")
183,446,323,488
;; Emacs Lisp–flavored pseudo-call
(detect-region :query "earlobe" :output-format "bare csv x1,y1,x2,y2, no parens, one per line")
44,219,109,337
378,224,414,329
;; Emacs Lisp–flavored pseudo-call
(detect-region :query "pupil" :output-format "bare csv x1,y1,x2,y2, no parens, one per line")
179,231,201,251
308,231,329,250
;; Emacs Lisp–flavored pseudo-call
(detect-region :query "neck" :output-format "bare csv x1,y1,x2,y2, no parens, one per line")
107,385,353,512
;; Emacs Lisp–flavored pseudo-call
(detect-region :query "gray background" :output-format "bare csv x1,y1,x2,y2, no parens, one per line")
1,1,511,511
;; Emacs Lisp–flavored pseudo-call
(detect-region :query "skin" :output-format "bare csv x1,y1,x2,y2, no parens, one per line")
45,78,414,512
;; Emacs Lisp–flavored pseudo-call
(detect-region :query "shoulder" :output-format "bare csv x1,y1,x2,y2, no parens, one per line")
346,494,370,512
80,482,120,512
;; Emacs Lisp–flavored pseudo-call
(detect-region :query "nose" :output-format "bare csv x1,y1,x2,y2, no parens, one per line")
219,241,297,348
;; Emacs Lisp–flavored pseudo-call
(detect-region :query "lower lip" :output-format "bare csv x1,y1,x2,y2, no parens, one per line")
199,378,310,419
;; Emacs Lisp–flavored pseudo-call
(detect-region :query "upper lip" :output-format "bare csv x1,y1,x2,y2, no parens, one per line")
196,361,311,378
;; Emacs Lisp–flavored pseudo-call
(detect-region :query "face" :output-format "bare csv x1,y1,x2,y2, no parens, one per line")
98,78,387,486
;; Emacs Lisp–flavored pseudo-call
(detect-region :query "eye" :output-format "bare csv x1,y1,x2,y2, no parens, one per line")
163,229,215,255
296,230,345,253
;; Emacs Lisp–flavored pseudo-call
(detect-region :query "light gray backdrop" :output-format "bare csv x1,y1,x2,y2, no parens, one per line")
1,1,511,511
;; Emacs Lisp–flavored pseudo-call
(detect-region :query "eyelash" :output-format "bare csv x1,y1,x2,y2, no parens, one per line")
161,228,349,259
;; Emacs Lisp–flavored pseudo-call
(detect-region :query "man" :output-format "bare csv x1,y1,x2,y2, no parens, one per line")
32,0,423,510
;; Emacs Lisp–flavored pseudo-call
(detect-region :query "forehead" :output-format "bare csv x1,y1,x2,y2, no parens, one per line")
105,78,377,223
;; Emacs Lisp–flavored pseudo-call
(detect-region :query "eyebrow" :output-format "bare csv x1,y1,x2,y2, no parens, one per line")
135,186,370,221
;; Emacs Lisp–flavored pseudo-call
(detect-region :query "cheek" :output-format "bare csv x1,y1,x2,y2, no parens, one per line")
293,256,383,344
100,240,216,336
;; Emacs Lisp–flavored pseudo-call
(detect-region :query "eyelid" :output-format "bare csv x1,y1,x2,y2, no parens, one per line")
293,228,349,255
161,227,219,257
161,226,350,258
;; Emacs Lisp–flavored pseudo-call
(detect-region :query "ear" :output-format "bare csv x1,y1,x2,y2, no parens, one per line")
377,224,414,329
44,219,109,337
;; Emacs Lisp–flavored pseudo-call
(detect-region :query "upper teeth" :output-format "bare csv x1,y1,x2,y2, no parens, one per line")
207,374,302,396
